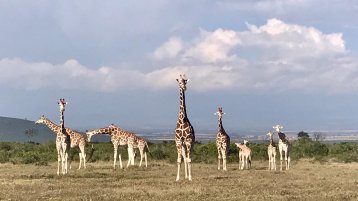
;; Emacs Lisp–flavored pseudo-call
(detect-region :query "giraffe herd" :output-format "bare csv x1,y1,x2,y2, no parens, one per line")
35,74,291,180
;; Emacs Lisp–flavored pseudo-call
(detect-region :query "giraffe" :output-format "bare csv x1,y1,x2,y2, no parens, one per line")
273,125,291,171
35,115,87,170
175,74,195,181
235,140,251,170
58,98,70,174
108,124,150,168
86,125,150,168
86,126,127,169
266,131,277,171
215,107,230,171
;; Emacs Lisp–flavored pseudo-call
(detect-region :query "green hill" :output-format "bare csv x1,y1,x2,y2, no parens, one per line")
0,116,55,143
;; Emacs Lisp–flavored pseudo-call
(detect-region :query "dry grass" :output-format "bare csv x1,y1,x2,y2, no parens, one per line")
0,160,358,201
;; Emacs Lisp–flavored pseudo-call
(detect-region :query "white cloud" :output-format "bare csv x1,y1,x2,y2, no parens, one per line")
182,29,240,63
153,37,183,60
0,19,357,93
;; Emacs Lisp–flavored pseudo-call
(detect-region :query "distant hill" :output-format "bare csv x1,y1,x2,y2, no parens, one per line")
0,116,55,143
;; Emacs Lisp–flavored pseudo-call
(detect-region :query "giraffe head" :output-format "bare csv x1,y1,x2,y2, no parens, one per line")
58,98,67,112
176,74,189,91
85,129,96,142
273,125,283,133
243,140,249,145
108,123,117,128
214,107,225,118
35,115,47,124
266,131,273,138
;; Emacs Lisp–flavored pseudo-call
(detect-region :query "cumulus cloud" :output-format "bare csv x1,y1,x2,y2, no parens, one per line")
1,19,357,93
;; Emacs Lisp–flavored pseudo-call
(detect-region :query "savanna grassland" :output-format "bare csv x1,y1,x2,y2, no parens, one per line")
1,159,358,201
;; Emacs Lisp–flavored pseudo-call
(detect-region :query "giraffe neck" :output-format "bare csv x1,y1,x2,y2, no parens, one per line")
91,128,113,135
41,118,61,135
178,88,187,121
218,116,225,133
60,110,65,133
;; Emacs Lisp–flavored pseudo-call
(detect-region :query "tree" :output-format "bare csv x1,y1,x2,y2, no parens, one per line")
297,131,310,139
313,132,325,142
24,128,39,143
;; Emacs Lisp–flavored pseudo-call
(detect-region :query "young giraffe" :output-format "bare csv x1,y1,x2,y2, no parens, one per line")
36,115,87,169
175,74,195,181
273,125,291,171
235,140,252,170
108,124,150,168
86,126,128,169
266,131,277,171
215,107,230,171
58,99,70,175
86,125,149,168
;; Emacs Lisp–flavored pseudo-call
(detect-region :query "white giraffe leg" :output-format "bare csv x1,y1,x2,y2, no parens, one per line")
273,152,276,170
279,145,283,171
113,145,118,169
57,150,61,175
217,147,222,170
221,148,227,171
139,148,144,167
176,145,182,181
126,147,134,168
144,152,147,167
78,153,82,169
182,147,188,179
185,143,192,181
83,151,86,169
61,150,66,174
268,150,271,170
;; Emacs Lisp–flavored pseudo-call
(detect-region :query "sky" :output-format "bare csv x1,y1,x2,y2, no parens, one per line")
1,0,358,133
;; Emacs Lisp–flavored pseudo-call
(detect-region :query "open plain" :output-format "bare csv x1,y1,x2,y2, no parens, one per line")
0,160,358,201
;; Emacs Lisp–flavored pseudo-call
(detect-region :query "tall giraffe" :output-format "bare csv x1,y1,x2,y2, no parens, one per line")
175,74,195,181
57,98,70,174
273,125,291,171
35,115,87,169
266,131,277,171
215,107,230,171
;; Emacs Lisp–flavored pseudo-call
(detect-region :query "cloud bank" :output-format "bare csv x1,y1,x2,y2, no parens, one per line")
1,19,357,92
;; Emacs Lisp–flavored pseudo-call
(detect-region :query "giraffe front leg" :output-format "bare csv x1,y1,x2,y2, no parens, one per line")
139,149,144,167
126,147,134,168
268,155,271,170
176,144,182,181
217,147,222,170
65,152,69,174
78,153,82,170
57,153,61,175
279,147,283,171
185,143,192,181
221,148,227,171
144,152,147,168
113,146,118,169
83,152,86,169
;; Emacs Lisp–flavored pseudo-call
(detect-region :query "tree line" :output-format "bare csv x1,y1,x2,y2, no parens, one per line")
1,131,358,165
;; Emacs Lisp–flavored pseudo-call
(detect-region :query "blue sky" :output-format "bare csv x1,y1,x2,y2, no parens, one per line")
1,0,358,133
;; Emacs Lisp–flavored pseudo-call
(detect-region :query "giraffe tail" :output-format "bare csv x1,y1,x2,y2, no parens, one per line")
86,144,95,162
146,142,150,152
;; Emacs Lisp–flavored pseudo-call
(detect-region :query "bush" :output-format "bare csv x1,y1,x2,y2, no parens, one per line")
0,140,357,164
